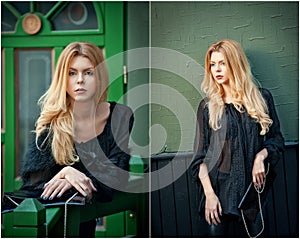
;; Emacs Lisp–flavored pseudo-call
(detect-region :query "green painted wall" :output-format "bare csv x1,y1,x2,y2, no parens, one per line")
126,2,150,160
150,2,299,153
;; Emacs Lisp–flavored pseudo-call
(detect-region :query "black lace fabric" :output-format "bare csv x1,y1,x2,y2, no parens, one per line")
19,101,134,203
190,88,285,217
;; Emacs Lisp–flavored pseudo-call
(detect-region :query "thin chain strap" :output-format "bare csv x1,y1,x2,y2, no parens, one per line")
5,193,80,237
64,192,79,238
5,195,19,207
45,222,48,237
241,163,270,238
241,191,264,238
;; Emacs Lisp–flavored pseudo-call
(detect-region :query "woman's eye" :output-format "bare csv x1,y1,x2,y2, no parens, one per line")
69,71,76,76
210,63,215,67
85,71,94,76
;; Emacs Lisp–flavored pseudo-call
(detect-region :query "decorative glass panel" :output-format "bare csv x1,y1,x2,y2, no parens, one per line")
10,2,30,15
17,50,52,169
52,2,98,30
1,4,18,32
38,2,57,15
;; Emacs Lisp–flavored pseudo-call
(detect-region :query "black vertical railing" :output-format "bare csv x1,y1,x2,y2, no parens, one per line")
151,142,298,237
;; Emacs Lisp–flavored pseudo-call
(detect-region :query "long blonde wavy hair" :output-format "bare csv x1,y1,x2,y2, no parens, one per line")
35,42,109,165
201,39,272,135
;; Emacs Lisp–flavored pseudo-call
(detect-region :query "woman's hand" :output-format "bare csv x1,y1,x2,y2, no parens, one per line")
48,166,97,201
199,163,222,225
205,192,222,226
252,149,268,187
41,178,72,200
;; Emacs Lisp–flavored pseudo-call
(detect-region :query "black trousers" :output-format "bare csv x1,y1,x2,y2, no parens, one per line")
206,213,260,238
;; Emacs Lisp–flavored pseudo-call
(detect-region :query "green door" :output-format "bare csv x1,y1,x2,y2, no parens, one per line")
1,1,127,237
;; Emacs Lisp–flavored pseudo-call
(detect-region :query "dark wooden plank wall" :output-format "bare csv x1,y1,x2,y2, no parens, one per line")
151,142,299,237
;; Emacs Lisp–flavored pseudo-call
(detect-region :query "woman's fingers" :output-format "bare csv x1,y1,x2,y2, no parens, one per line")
56,183,72,198
41,180,57,199
71,179,96,200
206,209,220,226
218,201,223,216
214,201,222,224
252,157,265,187
41,179,71,199
213,211,220,225
41,175,96,201
205,197,222,225
44,167,97,201
253,171,265,187
205,208,211,225
72,183,89,198
89,180,97,192
62,168,96,199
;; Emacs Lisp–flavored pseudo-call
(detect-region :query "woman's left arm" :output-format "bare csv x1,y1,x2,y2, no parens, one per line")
262,89,285,160
252,89,285,186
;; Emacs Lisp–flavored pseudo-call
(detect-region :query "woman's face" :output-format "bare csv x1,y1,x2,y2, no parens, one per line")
67,55,98,103
210,51,229,86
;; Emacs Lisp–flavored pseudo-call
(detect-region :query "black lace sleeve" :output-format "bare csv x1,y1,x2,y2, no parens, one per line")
20,130,62,191
108,103,134,173
190,98,211,181
261,88,285,166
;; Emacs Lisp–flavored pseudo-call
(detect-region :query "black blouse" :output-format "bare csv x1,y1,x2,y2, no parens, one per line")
190,88,284,217
20,102,134,202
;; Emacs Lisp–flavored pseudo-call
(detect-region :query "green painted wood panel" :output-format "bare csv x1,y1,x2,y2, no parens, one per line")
104,2,124,103
3,48,16,192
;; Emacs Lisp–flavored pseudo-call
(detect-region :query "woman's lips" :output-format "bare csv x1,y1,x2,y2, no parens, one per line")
216,75,223,79
75,88,86,93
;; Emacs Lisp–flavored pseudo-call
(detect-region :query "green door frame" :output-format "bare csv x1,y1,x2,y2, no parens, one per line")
1,1,125,192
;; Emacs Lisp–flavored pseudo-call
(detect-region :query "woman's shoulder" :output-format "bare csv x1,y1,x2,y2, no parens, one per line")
107,102,134,134
108,102,134,128
109,101,133,117
259,87,274,102
197,97,209,110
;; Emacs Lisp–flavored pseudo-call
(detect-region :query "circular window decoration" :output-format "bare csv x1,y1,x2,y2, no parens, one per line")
67,3,88,26
22,14,42,35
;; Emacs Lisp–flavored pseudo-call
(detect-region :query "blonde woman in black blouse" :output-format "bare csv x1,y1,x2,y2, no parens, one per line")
191,39,284,237
19,42,134,236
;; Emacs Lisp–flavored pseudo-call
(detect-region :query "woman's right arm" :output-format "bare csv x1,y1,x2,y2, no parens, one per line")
199,163,222,225
20,131,58,190
22,131,96,200
191,99,222,225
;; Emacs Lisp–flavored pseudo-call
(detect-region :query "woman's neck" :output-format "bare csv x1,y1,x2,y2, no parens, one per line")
222,84,233,103
72,101,110,143
71,101,98,121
